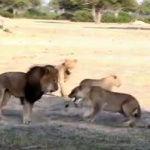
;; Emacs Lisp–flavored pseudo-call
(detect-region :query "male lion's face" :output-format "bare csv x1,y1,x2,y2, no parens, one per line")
41,67,58,93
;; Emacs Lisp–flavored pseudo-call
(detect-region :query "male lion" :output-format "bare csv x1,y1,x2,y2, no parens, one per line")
55,59,77,97
0,65,58,124
68,85,141,127
80,75,121,91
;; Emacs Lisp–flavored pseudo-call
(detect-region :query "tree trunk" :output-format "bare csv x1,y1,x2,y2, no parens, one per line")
92,6,102,24
92,6,97,23
114,10,119,17
96,11,102,24
13,8,17,17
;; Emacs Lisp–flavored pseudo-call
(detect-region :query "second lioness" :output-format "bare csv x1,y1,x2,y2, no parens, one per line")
68,85,141,127
55,59,77,97
80,75,121,91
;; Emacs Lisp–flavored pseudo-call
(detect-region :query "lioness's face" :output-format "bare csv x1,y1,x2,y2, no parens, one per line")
68,86,85,102
41,67,58,93
112,75,122,87
64,59,77,70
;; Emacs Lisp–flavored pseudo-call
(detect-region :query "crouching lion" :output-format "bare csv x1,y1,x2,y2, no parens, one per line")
68,85,141,127
80,75,121,91
0,65,58,124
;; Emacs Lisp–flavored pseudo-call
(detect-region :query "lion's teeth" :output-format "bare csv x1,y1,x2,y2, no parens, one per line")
72,97,76,102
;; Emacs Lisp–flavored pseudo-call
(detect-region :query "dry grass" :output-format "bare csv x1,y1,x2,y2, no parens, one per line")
0,19,150,149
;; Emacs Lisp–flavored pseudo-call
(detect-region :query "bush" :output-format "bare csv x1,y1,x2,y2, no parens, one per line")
23,9,57,20
138,16,150,24
54,12,74,20
0,10,13,18
101,12,135,23
71,10,93,22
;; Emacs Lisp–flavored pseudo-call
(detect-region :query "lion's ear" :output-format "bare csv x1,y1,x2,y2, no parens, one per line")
79,85,83,90
113,75,117,79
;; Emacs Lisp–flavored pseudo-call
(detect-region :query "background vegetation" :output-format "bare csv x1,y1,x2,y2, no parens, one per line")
0,0,150,23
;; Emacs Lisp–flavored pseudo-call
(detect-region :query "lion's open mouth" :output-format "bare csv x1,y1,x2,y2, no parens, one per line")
71,97,83,103
65,97,83,108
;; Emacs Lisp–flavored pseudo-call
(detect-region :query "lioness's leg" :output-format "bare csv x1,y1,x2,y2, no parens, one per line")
0,88,5,120
59,81,68,97
23,100,33,124
84,102,101,122
122,103,137,127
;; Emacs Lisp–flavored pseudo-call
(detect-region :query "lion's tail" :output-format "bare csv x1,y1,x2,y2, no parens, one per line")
132,104,141,119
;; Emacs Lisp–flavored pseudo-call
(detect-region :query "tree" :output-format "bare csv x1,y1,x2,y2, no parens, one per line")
49,0,86,12
138,0,150,15
0,0,42,17
51,0,138,23
86,0,138,23
30,0,41,8
49,0,60,14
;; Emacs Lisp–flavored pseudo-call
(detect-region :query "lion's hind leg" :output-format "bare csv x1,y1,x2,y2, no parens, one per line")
0,87,5,120
1,91,11,107
122,99,140,127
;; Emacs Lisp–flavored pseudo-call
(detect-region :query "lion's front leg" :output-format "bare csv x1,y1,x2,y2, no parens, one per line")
83,102,101,123
23,100,33,124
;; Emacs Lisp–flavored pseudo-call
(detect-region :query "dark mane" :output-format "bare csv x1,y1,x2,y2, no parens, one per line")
25,66,46,104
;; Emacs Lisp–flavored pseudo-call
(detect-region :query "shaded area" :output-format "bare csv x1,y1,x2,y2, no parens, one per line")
0,96,150,149
0,123,149,150
34,20,70,24
84,26,150,30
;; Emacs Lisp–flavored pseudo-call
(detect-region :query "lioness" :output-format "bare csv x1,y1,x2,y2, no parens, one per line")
68,85,141,127
80,75,121,91
55,59,77,97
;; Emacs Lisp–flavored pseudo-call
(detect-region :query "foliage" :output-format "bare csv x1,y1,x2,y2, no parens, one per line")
55,12,74,20
49,0,60,13
0,10,13,18
138,0,150,15
0,0,41,10
80,0,137,11
23,8,57,19
49,0,138,23
71,10,93,22
101,12,135,23
138,16,150,23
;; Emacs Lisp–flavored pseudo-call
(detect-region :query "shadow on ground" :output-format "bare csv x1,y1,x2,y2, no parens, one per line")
84,26,150,30
0,96,150,150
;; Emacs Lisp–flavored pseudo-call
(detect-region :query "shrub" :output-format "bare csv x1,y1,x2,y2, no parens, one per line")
138,16,150,24
0,10,13,18
54,12,74,20
3,28,12,33
101,12,135,23
71,10,93,22
23,9,57,20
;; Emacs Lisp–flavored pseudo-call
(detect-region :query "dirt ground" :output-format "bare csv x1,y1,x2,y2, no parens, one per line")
0,18,150,150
